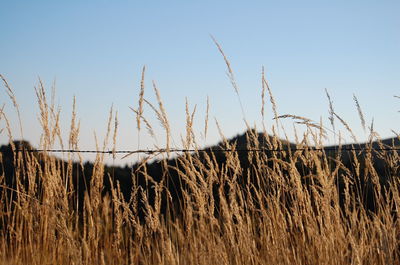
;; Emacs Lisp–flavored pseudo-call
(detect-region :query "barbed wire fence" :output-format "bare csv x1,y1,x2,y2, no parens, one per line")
10,147,400,155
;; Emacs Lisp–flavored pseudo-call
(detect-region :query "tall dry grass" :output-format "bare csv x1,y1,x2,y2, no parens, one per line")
0,69,399,265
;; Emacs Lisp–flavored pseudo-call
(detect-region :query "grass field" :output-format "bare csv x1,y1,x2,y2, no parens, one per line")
0,72,399,265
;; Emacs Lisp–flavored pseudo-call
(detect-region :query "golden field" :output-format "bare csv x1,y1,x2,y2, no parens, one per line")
0,71,399,265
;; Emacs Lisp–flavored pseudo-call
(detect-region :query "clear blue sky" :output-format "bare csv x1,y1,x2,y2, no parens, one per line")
1,0,399,164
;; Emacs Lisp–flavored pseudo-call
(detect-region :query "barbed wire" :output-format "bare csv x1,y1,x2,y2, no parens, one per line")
10,147,400,155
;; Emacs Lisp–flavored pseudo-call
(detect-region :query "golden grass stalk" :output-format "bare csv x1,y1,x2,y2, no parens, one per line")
261,67,266,121
211,35,246,121
263,68,278,126
0,106,14,148
353,94,366,132
152,81,171,153
184,98,197,149
204,96,210,141
325,88,335,133
137,65,146,132
112,111,118,160
0,74,24,140
333,112,358,143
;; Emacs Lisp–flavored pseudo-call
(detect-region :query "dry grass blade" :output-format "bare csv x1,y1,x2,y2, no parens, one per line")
184,98,197,149
49,79,63,147
275,114,312,123
261,67,266,121
69,96,80,149
353,94,366,132
325,88,335,132
68,96,83,165
0,104,4,135
214,118,226,143
137,65,146,132
1,74,24,140
112,111,118,160
0,106,14,145
143,99,163,126
263,71,278,127
211,35,246,120
210,35,236,92
130,107,155,139
204,96,210,141
277,114,331,140
102,105,114,153
333,112,357,143
35,78,51,148
295,121,327,137
1,75,19,110
390,130,399,138
153,82,171,153
368,118,379,142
